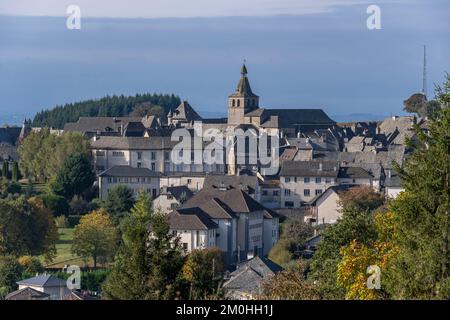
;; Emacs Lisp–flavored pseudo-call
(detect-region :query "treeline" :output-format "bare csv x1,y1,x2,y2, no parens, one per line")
32,93,181,129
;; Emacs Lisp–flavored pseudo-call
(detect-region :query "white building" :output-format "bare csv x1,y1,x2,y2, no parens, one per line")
153,186,193,214
98,166,160,200
15,275,70,300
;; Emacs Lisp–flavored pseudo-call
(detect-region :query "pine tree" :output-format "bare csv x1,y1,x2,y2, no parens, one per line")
102,190,184,300
11,162,19,182
2,162,8,180
386,75,450,299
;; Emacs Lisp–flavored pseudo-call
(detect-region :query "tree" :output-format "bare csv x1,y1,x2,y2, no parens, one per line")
384,77,450,299
39,193,69,217
19,130,90,182
259,262,320,300
339,186,384,213
51,152,95,199
11,162,19,181
336,211,396,300
309,208,377,299
102,191,184,299
72,209,118,268
403,92,442,118
0,197,58,261
0,256,23,298
129,102,165,118
105,185,135,223
268,240,294,268
281,218,314,251
2,162,8,180
181,247,226,298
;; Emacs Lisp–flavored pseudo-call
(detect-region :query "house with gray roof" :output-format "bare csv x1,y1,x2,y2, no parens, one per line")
170,186,280,265
5,286,51,300
15,274,70,300
98,165,160,200
153,185,194,214
222,256,282,300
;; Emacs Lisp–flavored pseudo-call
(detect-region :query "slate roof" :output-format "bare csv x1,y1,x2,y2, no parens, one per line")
245,108,335,129
222,256,282,294
161,186,194,202
0,144,19,162
171,101,203,122
169,208,219,230
203,175,259,196
378,116,416,145
17,274,67,288
229,64,258,98
307,185,354,205
91,136,177,150
0,127,21,145
338,166,372,179
5,287,50,300
99,165,161,177
280,161,340,177
385,174,402,188
63,117,143,133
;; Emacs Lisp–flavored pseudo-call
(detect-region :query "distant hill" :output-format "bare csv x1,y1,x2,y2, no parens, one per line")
331,113,388,123
32,93,181,129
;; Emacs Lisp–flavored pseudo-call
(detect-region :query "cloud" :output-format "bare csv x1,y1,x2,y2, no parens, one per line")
0,0,382,18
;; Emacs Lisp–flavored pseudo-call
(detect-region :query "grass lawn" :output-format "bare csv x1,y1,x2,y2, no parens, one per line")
44,228,92,268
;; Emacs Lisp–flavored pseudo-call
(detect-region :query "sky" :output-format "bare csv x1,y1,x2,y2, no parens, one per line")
0,0,449,124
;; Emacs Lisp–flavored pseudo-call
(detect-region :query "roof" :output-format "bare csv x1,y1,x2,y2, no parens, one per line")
280,161,340,177
171,101,203,122
63,116,144,133
307,185,353,205
229,64,258,98
16,274,67,288
0,144,19,162
169,208,219,230
203,175,259,196
161,186,194,202
5,287,50,300
99,165,161,177
245,108,335,129
338,166,372,179
222,256,282,294
0,127,21,145
385,173,402,188
91,136,177,150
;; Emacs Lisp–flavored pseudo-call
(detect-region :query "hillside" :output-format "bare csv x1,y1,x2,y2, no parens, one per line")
32,93,181,129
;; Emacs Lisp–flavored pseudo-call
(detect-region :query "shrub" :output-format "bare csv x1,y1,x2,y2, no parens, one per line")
40,193,69,216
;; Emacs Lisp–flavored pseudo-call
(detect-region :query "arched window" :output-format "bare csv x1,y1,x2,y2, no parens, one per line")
232,99,235,107
237,99,240,107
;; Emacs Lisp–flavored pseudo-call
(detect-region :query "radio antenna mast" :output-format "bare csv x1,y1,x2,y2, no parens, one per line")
422,45,427,97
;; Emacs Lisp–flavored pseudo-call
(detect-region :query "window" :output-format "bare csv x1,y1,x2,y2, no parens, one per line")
304,189,310,197
107,177,112,183
285,177,291,183
112,151,124,157
304,177,310,184
152,189,157,199
284,189,291,196
273,190,279,196
151,163,156,171
170,203,179,209
137,162,142,168
164,151,170,161
325,177,331,183
315,177,321,184
232,99,236,107
182,243,188,251
284,201,294,207
187,179,192,185
137,152,142,160
315,189,323,196
95,151,105,156
151,152,156,160
237,99,240,107
262,190,268,196
294,177,297,183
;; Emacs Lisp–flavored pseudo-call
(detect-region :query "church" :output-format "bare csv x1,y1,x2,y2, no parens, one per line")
167,64,336,138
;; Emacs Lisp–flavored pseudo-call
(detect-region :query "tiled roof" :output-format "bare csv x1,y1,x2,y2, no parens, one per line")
99,165,161,177
203,175,259,195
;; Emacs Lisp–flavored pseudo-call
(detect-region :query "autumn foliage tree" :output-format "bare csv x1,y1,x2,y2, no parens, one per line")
72,208,118,268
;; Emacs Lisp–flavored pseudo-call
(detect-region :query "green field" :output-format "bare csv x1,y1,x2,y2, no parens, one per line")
44,227,92,268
